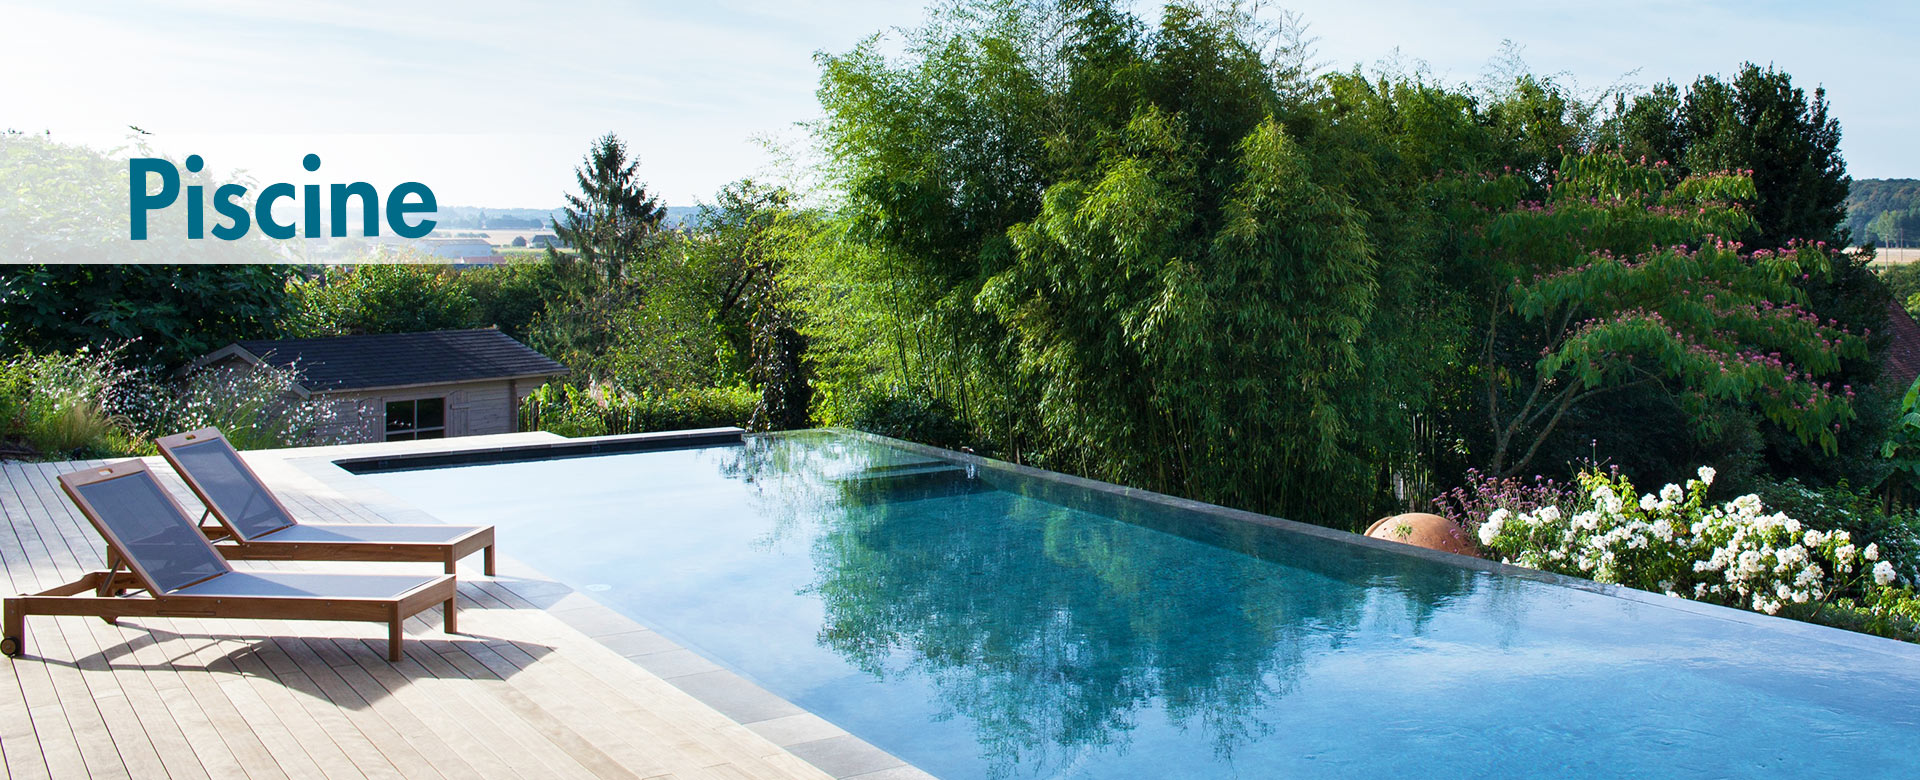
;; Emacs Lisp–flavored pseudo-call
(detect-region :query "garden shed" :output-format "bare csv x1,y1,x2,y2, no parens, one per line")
191,329,568,443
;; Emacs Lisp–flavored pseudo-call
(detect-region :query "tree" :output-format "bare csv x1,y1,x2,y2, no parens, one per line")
1463,151,1866,477
450,262,563,341
1846,179,1920,246
1605,65,1884,484
0,265,290,367
1608,64,1849,250
687,180,817,430
281,262,476,337
1868,207,1919,248
985,109,1388,516
812,1,1462,522
0,134,290,367
550,134,668,290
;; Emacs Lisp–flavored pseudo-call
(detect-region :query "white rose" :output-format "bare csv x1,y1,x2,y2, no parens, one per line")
1864,543,1880,562
1873,561,1899,587
1697,466,1717,485
1479,510,1509,546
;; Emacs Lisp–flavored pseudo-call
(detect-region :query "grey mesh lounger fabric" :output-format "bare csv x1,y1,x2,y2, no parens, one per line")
155,428,495,575
1,459,456,661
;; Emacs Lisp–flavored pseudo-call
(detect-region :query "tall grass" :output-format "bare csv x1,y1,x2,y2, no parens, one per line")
0,349,138,458
0,347,348,460
140,363,348,451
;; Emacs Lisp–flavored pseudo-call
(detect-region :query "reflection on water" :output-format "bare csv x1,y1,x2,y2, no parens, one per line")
364,431,1920,780
721,433,1483,776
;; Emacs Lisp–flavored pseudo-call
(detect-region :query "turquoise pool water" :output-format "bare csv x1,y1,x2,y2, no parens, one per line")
360,431,1920,779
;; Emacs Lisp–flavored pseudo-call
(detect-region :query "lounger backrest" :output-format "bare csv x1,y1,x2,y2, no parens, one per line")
156,429,296,540
59,461,232,594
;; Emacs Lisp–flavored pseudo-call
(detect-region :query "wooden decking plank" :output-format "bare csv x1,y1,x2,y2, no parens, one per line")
183,627,333,780
18,464,193,780
399,637,602,778
460,585,819,779
26,463,229,780
466,618,726,773
448,628,680,779
214,622,371,780
143,619,299,780
119,622,265,780
249,634,412,780
480,613,810,780
423,637,636,779
329,637,521,780
1,467,138,780
0,646,53,780
18,461,223,780
272,632,460,780
4,448,847,780
71,615,217,780
472,596,824,780
0,467,67,780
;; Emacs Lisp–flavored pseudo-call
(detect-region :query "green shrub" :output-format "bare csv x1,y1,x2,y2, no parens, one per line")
0,348,347,460
843,392,969,450
0,349,136,459
519,382,755,437
137,363,349,451
1476,465,1917,641
281,262,476,337
1804,585,1920,642
1749,477,1920,583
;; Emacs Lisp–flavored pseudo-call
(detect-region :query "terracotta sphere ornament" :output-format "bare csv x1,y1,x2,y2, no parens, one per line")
1364,512,1481,558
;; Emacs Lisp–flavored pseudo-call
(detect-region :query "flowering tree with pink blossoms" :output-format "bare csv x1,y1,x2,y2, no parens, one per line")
1460,151,1867,477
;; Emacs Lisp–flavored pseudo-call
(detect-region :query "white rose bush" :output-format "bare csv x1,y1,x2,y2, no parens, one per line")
1474,465,1915,621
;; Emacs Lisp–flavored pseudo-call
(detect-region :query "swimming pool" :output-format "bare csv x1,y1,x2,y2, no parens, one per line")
360,430,1920,779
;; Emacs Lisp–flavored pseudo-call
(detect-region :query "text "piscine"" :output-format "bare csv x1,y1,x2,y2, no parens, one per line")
128,154,437,240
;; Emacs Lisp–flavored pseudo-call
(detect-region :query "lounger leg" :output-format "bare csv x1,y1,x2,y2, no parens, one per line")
2,597,23,657
388,607,404,662
444,553,456,575
444,594,457,635
483,544,496,577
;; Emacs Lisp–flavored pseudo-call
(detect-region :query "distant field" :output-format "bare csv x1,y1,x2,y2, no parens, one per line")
1873,247,1920,265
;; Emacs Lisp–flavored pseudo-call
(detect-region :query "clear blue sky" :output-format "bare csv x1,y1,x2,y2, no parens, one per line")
3,0,1913,209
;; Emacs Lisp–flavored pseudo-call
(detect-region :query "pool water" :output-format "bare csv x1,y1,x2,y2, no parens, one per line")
360,431,1920,779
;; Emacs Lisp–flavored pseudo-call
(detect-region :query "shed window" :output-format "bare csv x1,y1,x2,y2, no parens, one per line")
385,397,446,441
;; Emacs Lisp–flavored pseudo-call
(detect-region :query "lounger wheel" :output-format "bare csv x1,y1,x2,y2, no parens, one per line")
1,637,19,657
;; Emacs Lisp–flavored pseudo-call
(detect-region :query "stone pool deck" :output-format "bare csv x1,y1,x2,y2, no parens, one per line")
0,432,932,780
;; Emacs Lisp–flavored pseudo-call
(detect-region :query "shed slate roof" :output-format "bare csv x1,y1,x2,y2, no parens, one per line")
1883,301,1920,392
221,329,568,393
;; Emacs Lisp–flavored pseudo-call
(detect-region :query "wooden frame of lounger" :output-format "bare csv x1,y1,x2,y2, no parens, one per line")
156,428,496,575
1,460,456,662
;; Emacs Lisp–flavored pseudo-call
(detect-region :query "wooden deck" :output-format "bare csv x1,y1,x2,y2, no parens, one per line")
0,453,850,780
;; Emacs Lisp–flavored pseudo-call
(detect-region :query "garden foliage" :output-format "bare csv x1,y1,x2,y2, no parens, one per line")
1471,464,1920,639
517,382,755,438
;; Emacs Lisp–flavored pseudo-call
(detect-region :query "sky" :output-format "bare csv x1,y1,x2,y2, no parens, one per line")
3,0,1915,210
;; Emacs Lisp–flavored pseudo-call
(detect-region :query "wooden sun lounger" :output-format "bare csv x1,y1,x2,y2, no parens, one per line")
1,460,456,661
156,428,496,575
